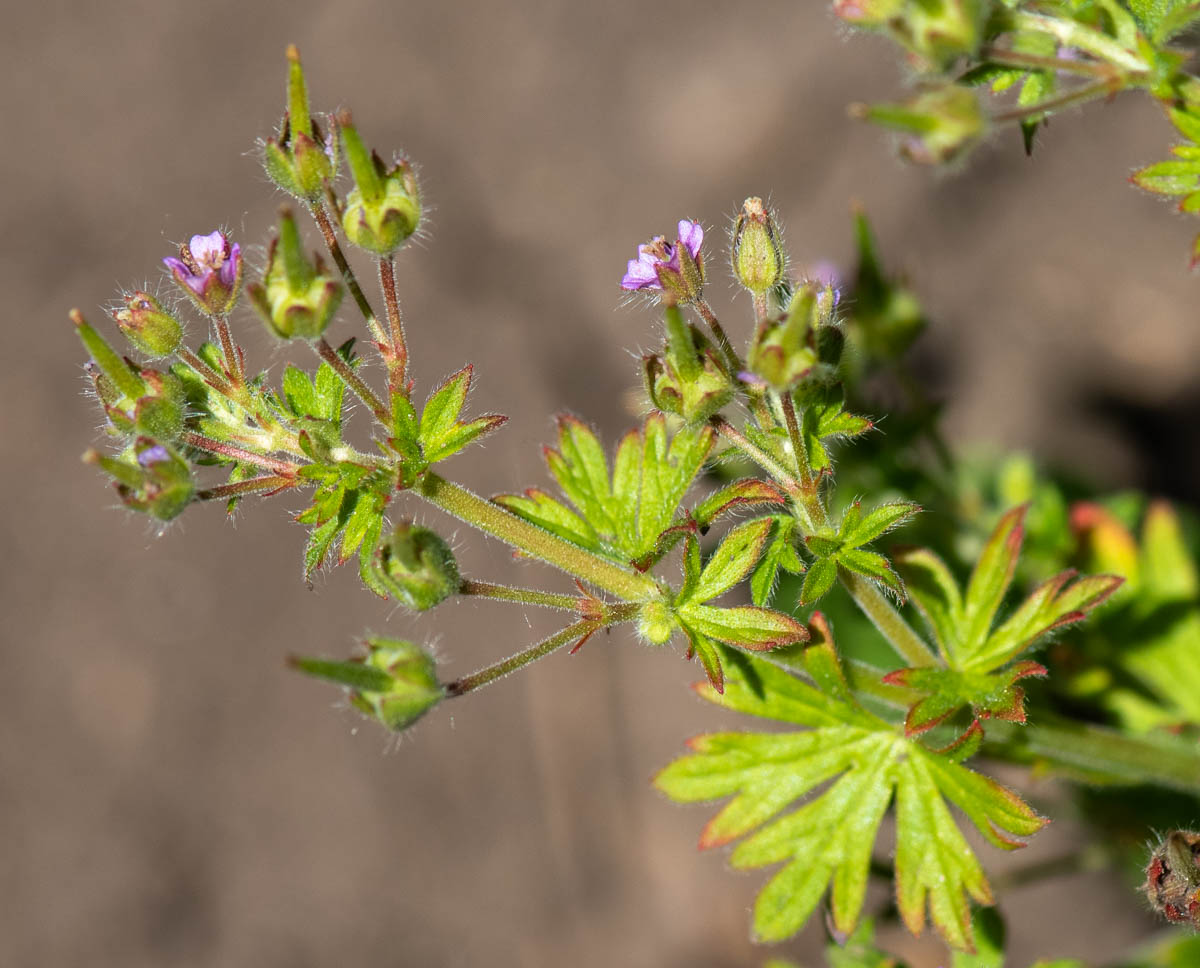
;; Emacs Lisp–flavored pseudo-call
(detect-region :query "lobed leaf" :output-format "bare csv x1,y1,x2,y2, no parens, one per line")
690,517,774,603
658,640,1045,950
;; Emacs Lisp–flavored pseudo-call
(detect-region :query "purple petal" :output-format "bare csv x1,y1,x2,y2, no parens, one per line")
808,260,840,289
622,259,662,290
189,231,226,264
677,220,703,258
137,444,171,467
163,257,205,295
219,242,242,287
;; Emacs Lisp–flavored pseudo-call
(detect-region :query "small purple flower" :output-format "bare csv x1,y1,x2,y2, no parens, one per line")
621,219,705,301
807,260,842,309
136,443,171,468
164,230,243,315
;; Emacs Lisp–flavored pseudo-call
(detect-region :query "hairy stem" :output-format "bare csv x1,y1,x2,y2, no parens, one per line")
979,46,1121,80
445,614,622,697
415,472,661,601
176,345,233,396
1010,10,1150,76
991,78,1124,125
310,199,388,346
459,579,586,612
313,337,390,426
840,567,937,668
378,257,408,390
693,298,744,375
180,431,302,476
195,474,298,501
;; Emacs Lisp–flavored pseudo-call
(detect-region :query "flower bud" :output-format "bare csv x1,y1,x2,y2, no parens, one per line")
1144,830,1200,928
113,291,183,358
637,601,676,645
731,198,784,294
852,85,986,166
644,304,734,424
338,112,421,256
291,637,444,732
163,230,243,316
621,220,706,304
248,207,343,340
84,437,194,521
372,522,459,611
262,45,338,202
132,369,187,442
747,284,827,390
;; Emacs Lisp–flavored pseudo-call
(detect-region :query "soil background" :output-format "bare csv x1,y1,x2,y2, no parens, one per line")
3,2,1195,966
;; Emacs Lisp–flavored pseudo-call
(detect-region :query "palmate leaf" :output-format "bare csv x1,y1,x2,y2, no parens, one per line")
496,414,783,570
655,617,1046,951
417,365,507,465
889,507,1122,735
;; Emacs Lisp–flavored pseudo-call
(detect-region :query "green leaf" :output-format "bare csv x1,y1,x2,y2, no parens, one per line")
693,478,787,530
656,632,1045,950
1131,159,1200,196
501,414,713,567
801,556,838,604
892,509,1119,736
281,365,319,418
751,516,805,607
951,908,1004,968
841,500,921,549
492,488,597,548
678,604,809,651
417,365,507,465
689,517,774,603
962,506,1025,654
839,549,904,597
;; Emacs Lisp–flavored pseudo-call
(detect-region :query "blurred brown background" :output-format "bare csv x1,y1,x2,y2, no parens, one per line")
4,1,1196,965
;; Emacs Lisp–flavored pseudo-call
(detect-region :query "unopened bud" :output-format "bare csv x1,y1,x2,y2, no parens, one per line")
637,601,677,645
747,284,829,390
113,291,183,358
291,637,444,732
262,46,338,202
644,304,734,424
731,198,784,294
84,437,194,521
852,85,986,166
373,522,459,611
132,369,187,442
248,207,343,340
339,113,421,256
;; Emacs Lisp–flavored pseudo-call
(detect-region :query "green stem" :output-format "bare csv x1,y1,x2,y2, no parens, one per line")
979,46,1119,80
693,298,744,376
984,717,1200,796
991,78,1124,125
711,416,802,499
1010,10,1150,75
459,579,585,612
415,472,660,601
179,431,302,476
195,474,298,501
311,199,388,346
840,567,937,668
445,605,639,697
313,338,390,426
378,256,408,391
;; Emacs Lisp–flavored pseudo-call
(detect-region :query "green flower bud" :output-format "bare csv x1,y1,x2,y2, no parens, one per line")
747,283,830,390
731,197,784,294
643,304,734,424
84,437,194,521
132,369,187,442
248,207,343,340
372,522,459,611
291,637,444,732
262,45,338,203
112,291,183,358
898,0,987,70
852,85,986,166
637,601,676,645
338,112,421,256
